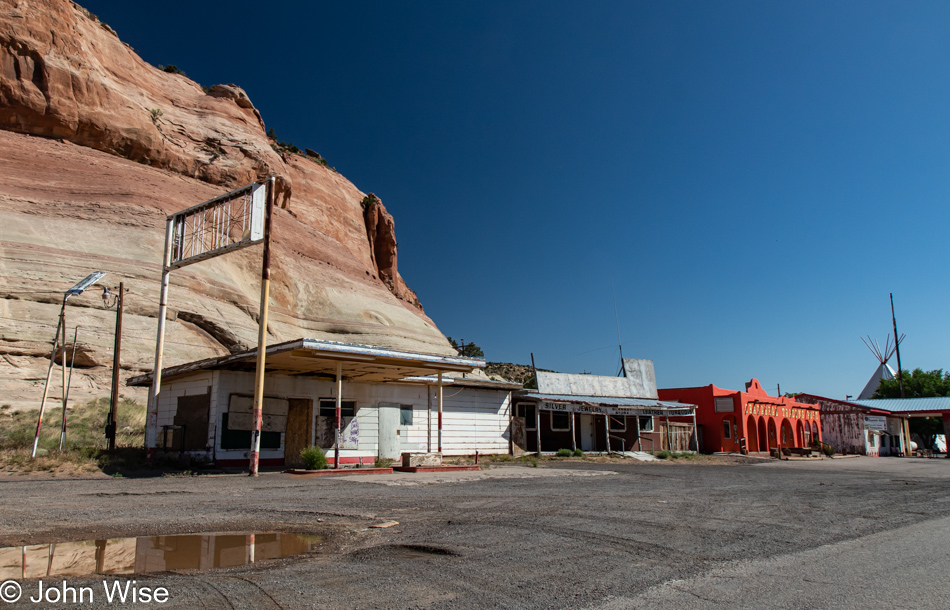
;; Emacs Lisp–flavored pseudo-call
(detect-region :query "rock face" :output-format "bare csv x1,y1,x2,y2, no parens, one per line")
0,0,455,410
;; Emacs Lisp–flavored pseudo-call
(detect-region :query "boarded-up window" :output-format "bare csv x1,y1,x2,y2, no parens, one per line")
227,395,288,432
715,397,734,413
173,394,211,451
609,415,626,431
220,413,281,450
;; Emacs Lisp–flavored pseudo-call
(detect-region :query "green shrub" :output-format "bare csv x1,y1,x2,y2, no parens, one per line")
655,450,672,460
573,448,584,457
300,446,327,470
374,456,392,468
555,448,572,457
821,443,835,457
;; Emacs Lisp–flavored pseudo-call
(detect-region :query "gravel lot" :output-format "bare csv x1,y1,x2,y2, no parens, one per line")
1,456,949,609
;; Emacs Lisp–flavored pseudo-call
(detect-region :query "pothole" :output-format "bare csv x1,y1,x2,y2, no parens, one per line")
0,532,323,579
351,544,458,561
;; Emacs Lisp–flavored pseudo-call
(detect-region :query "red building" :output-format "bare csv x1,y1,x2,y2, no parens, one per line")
658,379,821,453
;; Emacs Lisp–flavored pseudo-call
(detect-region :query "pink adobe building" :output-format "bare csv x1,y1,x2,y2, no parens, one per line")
658,379,821,453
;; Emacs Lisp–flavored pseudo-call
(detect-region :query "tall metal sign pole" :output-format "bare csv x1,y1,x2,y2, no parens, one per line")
147,220,174,458
146,178,274,463
890,293,905,399
248,177,276,476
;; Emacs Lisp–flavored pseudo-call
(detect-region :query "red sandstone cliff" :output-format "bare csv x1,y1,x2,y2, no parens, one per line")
0,0,454,409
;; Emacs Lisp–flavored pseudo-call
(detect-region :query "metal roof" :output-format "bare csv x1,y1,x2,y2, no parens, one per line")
851,397,950,414
519,392,695,411
621,359,659,399
128,338,484,387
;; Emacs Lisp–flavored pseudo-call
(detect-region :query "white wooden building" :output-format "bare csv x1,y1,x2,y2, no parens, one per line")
128,339,520,467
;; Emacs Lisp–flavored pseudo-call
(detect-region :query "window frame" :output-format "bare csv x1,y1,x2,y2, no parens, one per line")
517,403,537,430
400,404,413,426
318,399,356,418
638,416,654,432
722,419,731,439
550,411,570,431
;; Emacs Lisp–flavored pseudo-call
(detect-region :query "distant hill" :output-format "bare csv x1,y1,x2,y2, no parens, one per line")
484,362,557,386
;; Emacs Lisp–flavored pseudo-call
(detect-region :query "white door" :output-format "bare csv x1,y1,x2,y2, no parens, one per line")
580,415,594,451
378,403,400,460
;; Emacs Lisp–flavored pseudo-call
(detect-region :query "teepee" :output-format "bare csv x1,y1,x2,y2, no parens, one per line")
857,335,901,400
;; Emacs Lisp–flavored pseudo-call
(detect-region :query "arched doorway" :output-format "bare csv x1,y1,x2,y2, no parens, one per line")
758,418,768,452
796,421,805,447
811,421,820,444
767,419,778,449
780,419,793,448
747,415,759,452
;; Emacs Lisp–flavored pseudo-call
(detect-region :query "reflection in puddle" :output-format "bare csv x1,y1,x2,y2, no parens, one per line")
0,532,322,579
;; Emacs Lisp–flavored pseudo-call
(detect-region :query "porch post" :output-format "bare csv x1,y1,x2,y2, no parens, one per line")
570,411,576,452
426,383,432,453
535,404,541,455
604,414,611,454
665,415,671,451
635,413,642,451
691,411,699,453
437,372,443,453
334,361,342,469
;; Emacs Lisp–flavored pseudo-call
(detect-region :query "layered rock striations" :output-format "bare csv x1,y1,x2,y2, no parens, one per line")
0,0,453,410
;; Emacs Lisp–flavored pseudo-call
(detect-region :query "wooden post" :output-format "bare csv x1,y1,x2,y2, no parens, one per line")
535,404,541,455
107,283,124,452
31,298,65,458
635,413,642,451
334,361,342,469
691,411,699,453
437,372,443,453
665,415,671,451
427,383,432,453
147,217,174,459
248,177,276,476
570,411,576,453
604,414,611,454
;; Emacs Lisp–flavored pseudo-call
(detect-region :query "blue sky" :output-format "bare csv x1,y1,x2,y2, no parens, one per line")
82,0,950,398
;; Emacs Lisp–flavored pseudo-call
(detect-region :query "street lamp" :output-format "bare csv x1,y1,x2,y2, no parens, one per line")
31,272,107,458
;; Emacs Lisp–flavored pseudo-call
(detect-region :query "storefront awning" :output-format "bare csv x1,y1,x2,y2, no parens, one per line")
128,338,484,386
520,393,696,417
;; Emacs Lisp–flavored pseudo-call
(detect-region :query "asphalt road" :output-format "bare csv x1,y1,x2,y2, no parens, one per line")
1,456,948,609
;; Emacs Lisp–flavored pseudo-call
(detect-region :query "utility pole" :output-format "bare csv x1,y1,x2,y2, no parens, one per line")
890,293,905,399
106,282,125,452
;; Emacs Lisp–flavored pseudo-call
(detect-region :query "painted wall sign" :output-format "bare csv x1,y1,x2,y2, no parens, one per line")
744,402,819,421
540,402,693,417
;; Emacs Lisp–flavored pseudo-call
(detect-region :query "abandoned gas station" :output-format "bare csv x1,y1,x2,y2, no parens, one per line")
128,338,520,468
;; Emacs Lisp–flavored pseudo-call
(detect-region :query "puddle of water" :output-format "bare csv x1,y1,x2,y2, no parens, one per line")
0,532,322,579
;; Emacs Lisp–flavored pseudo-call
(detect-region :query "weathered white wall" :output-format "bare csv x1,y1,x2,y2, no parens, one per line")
156,371,512,461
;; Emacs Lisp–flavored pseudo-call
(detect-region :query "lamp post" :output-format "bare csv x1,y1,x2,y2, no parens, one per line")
31,272,106,458
102,283,125,452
